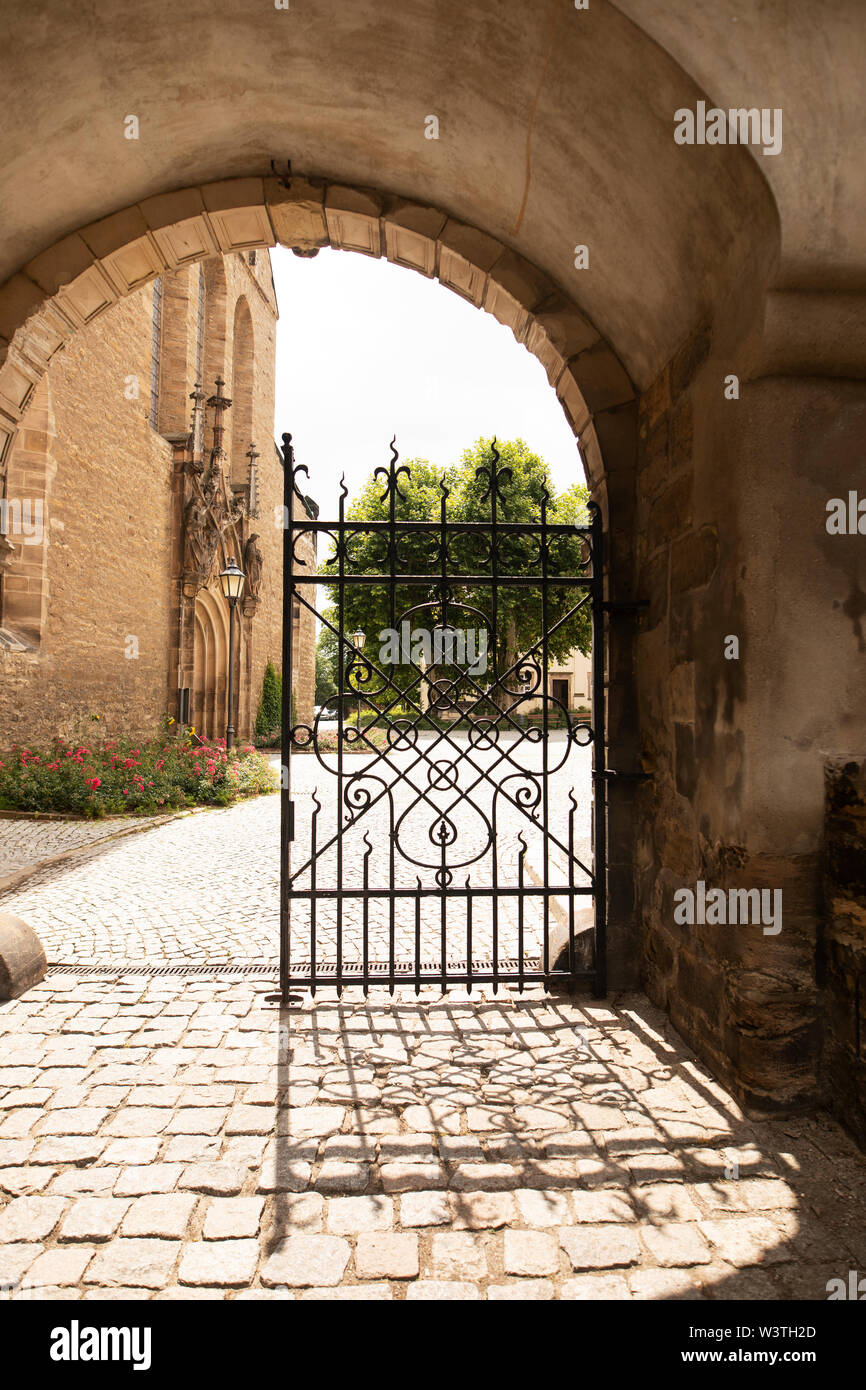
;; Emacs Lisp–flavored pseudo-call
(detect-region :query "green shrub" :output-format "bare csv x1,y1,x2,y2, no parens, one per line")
255,660,282,742
254,660,299,746
0,731,278,817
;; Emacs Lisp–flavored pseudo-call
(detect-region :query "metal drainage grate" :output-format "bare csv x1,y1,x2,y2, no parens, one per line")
45,956,550,979
47,961,278,978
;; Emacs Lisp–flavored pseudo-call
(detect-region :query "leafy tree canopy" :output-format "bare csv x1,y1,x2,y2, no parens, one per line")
319,438,591,706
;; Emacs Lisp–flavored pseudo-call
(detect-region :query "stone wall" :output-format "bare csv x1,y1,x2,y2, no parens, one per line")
0,250,311,746
1,290,175,741
821,758,866,1149
634,285,866,1119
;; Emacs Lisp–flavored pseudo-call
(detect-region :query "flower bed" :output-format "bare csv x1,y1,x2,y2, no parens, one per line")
0,733,278,817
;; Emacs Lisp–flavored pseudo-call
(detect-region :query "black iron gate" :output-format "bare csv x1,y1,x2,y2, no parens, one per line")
279,434,606,997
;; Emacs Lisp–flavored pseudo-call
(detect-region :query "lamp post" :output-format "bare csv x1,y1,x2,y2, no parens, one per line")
352,628,366,729
219,557,245,749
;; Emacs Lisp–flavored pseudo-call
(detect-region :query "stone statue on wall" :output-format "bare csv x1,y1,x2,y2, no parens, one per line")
243,532,263,598
0,529,15,573
183,495,217,584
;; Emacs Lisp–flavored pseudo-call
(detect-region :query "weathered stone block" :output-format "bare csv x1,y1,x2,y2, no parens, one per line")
438,219,503,273
669,398,694,471
24,235,97,296
0,276,48,348
533,293,598,360
570,344,634,414
648,474,693,552
0,913,47,998
639,367,671,434
674,722,697,798
639,416,669,498
670,325,712,398
675,949,724,1029
671,526,719,593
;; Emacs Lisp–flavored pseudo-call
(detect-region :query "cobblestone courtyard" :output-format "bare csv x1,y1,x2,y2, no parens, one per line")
0,762,864,1301
1,978,864,1301
1,737,593,969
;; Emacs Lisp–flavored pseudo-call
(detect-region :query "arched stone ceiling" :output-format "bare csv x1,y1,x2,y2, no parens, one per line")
0,0,781,390
611,0,866,290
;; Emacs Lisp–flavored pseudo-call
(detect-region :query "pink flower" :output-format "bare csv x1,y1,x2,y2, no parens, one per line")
85,777,101,790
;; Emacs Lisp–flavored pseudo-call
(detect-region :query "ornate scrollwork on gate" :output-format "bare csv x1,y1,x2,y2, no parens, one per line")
282,436,604,995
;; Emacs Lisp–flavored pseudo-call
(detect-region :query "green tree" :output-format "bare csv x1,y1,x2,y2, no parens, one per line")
321,438,592,713
449,439,591,674
315,616,340,707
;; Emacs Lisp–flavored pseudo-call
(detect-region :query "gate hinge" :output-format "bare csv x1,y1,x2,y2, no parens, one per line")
594,770,653,781
601,599,649,613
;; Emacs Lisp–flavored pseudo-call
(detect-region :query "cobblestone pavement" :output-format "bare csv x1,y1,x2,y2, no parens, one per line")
0,816,147,881
1,736,593,970
0,976,863,1301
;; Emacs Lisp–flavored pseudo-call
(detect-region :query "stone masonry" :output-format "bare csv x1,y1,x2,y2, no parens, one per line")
0,249,315,745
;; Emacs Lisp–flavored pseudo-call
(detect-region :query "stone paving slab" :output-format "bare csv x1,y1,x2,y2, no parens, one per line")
0,976,863,1300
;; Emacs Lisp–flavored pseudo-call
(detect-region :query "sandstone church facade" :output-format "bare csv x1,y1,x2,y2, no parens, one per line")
0,250,315,745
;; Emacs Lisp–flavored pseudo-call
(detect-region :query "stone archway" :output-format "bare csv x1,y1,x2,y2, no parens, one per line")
0,184,649,1007
0,0,861,1129
0,177,639,509
0,167,783,1111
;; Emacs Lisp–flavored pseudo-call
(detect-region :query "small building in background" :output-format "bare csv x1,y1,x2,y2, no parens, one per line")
522,647,592,717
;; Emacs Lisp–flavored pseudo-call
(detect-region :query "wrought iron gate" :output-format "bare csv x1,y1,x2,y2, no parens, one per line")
279,434,606,997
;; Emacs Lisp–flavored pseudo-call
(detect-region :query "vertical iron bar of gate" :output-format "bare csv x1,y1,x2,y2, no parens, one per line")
279,433,295,1003
439,477,448,994
540,483,550,982
489,450,500,985
387,451,397,995
336,482,345,998
591,503,607,997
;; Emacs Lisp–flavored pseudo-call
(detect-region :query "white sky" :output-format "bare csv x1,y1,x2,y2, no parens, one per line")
271,246,584,519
